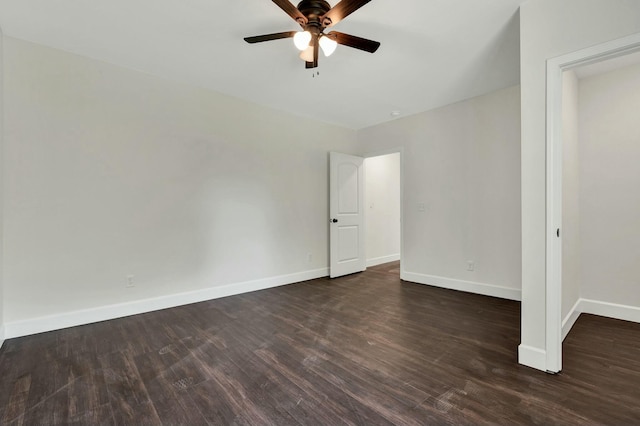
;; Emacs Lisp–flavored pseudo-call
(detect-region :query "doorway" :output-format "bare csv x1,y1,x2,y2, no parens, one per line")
364,150,402,274
545,33,640,372
329,150,402,278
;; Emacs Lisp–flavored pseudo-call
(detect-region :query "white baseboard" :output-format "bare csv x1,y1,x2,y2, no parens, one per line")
518,344,547,371
401,271,521,301
366,254,400,267
4,267,329,339
561,298,640,341
562,298,582,341
580,298,640,324
0,325,5,350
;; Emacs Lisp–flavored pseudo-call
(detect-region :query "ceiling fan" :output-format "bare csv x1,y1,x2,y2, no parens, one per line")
244,0,380,69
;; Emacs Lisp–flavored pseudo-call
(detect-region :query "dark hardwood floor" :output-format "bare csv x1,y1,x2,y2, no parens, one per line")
1,261,639,425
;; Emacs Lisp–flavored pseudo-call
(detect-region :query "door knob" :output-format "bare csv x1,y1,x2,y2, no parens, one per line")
331,218,338,223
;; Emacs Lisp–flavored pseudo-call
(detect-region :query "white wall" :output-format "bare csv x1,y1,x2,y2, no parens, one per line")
561,70,581,324
579,61,640,307
520,0,640,369
357,86,521,300
364,153,400,267
2,37,358,334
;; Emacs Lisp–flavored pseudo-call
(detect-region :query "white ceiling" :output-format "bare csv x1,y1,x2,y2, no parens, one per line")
0,0,525,129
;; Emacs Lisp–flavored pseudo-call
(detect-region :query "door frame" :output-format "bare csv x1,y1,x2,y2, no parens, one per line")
545,32,640,373
363,147,404,274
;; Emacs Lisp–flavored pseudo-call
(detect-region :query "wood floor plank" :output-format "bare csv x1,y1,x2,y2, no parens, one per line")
198,354,301,425
100,350,162,425
1,261,640,424
236,337,389,425
2,374,31,425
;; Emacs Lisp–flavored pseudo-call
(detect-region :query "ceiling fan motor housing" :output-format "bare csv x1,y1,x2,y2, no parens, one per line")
297,0,332,29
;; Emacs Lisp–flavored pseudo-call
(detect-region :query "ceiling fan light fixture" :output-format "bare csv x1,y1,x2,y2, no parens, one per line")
244,0,380,69
319,35,338,57
293,31,312,50
299,45,315,62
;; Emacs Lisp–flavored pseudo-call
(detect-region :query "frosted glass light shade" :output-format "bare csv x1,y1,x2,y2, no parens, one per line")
293,31,312,50
319,36,338,56
299,46,314,62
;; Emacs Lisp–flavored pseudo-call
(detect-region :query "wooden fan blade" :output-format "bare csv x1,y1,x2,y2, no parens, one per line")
321,0,371,27
244,31,297,44
272,0,307,25
327,31,380,53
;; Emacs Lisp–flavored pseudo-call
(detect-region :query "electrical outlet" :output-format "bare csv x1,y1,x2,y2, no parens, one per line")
466,261,475,271
307,253,313,263
126,275,135,288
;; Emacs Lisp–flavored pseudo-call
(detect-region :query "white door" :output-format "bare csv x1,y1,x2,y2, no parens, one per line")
330,152,366,278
